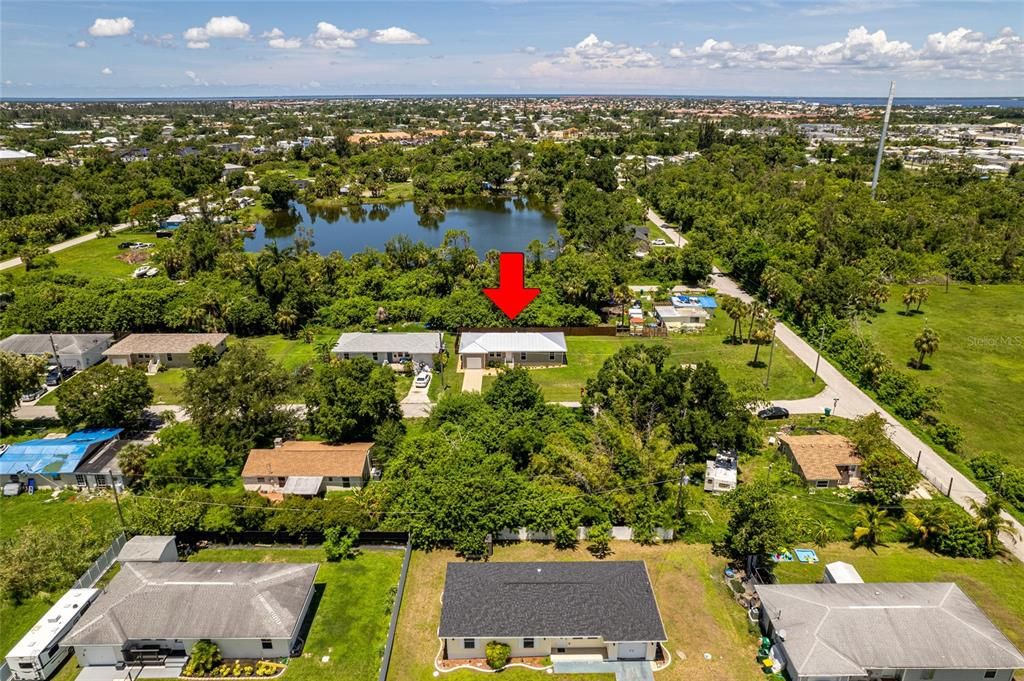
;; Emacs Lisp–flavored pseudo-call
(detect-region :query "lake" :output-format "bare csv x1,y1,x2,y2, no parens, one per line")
244,196,559,256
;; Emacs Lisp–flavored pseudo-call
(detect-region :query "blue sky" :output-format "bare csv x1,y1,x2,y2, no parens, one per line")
1,1,1021,97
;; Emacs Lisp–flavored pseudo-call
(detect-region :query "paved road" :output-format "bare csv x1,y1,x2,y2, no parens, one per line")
647,207,1024,561
0,222,134,271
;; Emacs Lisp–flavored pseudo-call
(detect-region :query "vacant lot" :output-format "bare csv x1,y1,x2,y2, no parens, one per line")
773,543,1024,652
482,316,821,402
862,283,1024,466
6,230,158,282
390,542,762,681
189,546,403,681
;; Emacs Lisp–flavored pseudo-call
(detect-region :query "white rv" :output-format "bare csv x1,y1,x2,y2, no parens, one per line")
5,588,99,680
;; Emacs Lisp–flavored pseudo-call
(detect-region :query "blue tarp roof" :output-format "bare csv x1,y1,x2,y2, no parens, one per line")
671,295,718,309
0,428,122,476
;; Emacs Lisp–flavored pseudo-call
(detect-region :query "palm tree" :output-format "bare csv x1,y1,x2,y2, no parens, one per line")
860,350,889,387
902,287,918,315
913,327,940,368
747,300,766,343
914,286,930,312
275,307,298,337
853,505,894,549
968,496,1020,556
750,314,775,365
376,306,389,324
809,519,834,548
868,280,889,310
905,506,950,547
612,284,633,326
722,296,747,345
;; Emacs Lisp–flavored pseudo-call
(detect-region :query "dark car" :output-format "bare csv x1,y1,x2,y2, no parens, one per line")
21,385,47,402
44,366,75,386
117,241,133,249
757,405,790,420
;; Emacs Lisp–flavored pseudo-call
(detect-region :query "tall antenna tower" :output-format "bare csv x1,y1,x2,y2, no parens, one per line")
871,81,896,201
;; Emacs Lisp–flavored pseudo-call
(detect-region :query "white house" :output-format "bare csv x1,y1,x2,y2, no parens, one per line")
458,331,567,369
439,561,666,663
61,562,318,672
0,334,113,370
241,441,372,496
655,304,708,331
102,333,228,370
332,332,442,367
756,582,1024,681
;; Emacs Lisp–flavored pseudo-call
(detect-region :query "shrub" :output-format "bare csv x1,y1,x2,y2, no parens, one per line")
932,510,987,558
486,641,512,669
553,523,578,550
323,526,360,561
861,449,920,505
587,520,613,558
931,421,964,453
185,640,222,676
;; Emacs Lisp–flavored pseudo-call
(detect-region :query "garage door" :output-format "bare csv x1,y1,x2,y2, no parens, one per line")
465,356,483,369
616,643,647,660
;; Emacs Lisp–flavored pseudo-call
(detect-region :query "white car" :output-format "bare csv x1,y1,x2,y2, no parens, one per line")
651,238,667,246
414,372,432,388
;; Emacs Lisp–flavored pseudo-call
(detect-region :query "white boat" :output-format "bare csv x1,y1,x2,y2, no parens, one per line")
132,266,149,278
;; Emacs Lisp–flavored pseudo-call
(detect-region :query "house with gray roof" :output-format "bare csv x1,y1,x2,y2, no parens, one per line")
756,582,1024,681
0,333,113,370
458,331,567,369
102,333,228,370
332,332,443,367
62,561,317,671
439,561,666,662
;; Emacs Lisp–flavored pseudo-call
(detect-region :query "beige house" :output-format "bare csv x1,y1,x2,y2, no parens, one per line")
778,433,861,488
241,441,372,496
458,331,567,370
102,333,228,369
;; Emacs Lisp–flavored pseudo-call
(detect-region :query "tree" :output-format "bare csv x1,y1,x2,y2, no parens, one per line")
323,526,360,561
912,327,940,369
861,448,920,505
904,505,950,547
915,286,930,312
901,287,917,314
967,496,1019,556
720,296,748,344
0,352,45,422
142,424,232,488
182,342,296,453
184,641,222,676
484,367,545,414
259,173,297,209
587,520,613,558
117,443,154,486
189,343,220,369
852,505,894,549
18,244,47,270
305,357,403,443
55,364,153,430
486,641,511,670
721,477,800,563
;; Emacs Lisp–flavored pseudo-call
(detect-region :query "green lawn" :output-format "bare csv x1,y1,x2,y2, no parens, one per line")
0,490,118,542
148,368,186,404
859,283,1024,467
6,230,157,282
428,333,463,401
189,546,403,681
773,543,1024,652
482,315,821,402
0,417,64,445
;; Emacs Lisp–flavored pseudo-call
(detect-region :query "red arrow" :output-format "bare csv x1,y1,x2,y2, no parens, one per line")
483,252,540,320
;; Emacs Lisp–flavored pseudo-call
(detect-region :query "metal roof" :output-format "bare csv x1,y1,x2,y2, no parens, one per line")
117,536,176,563
756,583,1024,676
7,589,99,659
62,561,318,646
439,561,666,642
0,334,113,356
332,332,442,355
458,332,567,355
281,476,324,495
0,428,122,476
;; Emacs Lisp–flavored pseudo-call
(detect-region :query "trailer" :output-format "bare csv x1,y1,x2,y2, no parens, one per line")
5,588,99,680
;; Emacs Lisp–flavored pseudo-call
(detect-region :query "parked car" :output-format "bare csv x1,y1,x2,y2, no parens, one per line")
21,385,47,402
129,242,154,249
414,371,432,388
45,365,75,386
117,241,133,249
651,238,667,246
757,405,790,420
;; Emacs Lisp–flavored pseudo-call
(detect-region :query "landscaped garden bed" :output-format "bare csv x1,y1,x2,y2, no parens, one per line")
180,659,284,679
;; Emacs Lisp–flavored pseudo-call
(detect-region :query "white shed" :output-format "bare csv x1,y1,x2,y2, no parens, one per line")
117,535,178,563
823,561,863,584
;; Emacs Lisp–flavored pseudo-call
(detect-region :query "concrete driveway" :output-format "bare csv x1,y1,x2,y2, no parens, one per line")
461,369,485,393
400,382,432,418
552,659,654,681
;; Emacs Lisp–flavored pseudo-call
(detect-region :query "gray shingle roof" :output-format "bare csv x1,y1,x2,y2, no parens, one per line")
0,334,112,356
103,333,228,356
458,332,567,354
756,583,1024,675
117,536,176,562
438,561,666,641
332,332,442,355
61,561,317,645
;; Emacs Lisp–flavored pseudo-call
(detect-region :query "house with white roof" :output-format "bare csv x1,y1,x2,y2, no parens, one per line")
756,582,1024,681
332,332,442,367
458,331,567,369
0,333,113,370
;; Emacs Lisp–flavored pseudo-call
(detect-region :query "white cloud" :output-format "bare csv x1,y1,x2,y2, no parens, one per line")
310,22,367,49
138,33,175,48
185,70,208,86
101,67,113,75
538,33,660,70
665,25,1019,79
308,80,322,88
73,40,90,49
371,26,429,45
89,17,134,37
262,28,285,39
269,37,303,49
183,16,250,45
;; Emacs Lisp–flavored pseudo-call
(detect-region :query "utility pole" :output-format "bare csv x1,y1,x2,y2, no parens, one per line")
812,325,825,384
675,468,689,526
763,328,777,389
871,81,896,201
112,481,127,532
48,333,61,383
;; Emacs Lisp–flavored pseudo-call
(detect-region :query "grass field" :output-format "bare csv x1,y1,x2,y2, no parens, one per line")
189,546,403,681
391,542,762,681
5,230,158,282
773,543,1024,652
858,283,1024,467
481,316,821,402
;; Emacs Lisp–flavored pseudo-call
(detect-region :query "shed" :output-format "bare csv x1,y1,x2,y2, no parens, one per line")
117,535,178,563
823,561,863,584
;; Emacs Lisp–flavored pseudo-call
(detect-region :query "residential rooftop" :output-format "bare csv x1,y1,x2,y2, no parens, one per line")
241,441,372,479
103,333,228,356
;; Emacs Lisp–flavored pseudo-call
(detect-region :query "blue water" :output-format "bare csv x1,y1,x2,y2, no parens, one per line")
244,196,559,256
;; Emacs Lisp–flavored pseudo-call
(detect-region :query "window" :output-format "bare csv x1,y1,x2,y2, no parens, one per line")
342,478,351,488
166,354,173,361
261,640,273,650
549,352,555,361
520,352,527,361
343,353,350,360
984,672,997,679
75,474,87,486
278,477,286,486
94,475,108,488
18,663,33,670
463,639,475,650
372,352,379,361
815,480,829,488
523,638,535,649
